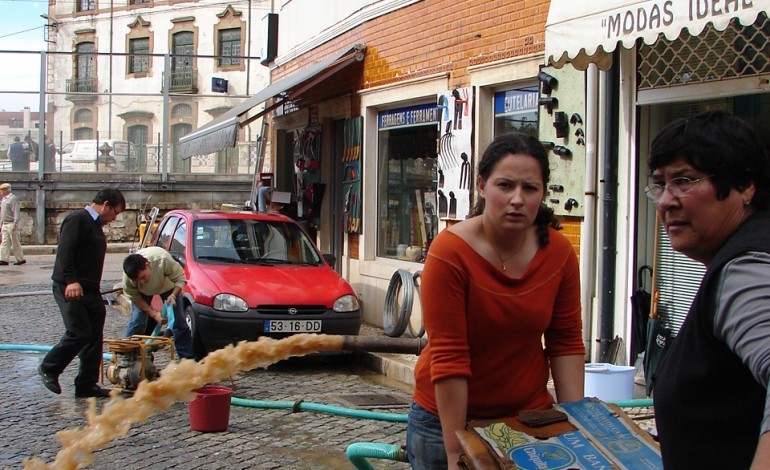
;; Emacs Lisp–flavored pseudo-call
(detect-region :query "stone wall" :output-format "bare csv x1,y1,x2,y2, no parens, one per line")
0,172,253,244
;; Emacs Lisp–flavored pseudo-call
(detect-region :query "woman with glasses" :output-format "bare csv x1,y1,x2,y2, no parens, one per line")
648,110,770,469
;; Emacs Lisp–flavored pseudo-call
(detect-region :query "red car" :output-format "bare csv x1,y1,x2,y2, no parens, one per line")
150,210,361,359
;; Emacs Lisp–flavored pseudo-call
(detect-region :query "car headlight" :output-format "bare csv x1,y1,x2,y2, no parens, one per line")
213,293,249,312
333,294,360,313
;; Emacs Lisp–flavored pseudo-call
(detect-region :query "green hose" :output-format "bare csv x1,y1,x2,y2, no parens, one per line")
230,397,408,422
346,442,407,469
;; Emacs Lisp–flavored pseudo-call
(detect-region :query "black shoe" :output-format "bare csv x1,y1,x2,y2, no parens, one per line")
0,261,8,266
13,260,26,266
75,385,112,398
38,365,61,394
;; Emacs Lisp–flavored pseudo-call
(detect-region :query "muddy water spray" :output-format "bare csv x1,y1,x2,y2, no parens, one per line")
23,334,344,470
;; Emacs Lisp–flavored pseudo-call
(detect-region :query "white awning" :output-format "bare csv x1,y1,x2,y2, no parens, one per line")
545,0,770,70
179,44,365,157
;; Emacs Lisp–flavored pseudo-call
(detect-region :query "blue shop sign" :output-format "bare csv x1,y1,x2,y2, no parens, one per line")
379,103,438,130
494,88,539,117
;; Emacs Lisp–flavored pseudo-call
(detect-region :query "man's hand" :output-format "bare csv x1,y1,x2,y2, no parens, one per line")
166,293,177,306
64,282,83,301
149,310,167,325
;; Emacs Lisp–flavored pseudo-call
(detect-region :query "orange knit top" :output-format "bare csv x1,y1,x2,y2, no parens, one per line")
412,228,584,419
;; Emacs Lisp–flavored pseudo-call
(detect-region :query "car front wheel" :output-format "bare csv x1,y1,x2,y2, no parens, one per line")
184,305,207,360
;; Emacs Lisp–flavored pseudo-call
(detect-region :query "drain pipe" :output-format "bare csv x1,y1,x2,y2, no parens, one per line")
581,64,599,360
598,55,620,362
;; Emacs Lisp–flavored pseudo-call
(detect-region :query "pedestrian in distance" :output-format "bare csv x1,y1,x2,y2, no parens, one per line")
22,134,38,163
7,136,28,172
44,135,56,172
122,246,195,359
406,133,585,469
38,188,126,398
0,183,26,266
648,110,770,469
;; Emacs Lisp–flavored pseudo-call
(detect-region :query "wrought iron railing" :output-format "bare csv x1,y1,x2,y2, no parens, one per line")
168,69,197,92
66,78,97,93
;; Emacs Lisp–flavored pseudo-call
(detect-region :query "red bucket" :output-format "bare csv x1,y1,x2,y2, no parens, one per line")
188,385,232,432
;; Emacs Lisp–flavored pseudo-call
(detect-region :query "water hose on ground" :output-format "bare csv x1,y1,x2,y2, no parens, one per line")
346,442,408,469
1,344,655,468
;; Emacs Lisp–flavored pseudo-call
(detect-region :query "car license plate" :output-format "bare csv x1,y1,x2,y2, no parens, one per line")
264,320,322,333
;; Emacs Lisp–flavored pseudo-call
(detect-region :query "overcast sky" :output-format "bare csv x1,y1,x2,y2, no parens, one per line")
0,0,48,112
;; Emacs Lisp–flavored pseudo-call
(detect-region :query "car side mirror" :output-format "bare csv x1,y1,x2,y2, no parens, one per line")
322,253,336,268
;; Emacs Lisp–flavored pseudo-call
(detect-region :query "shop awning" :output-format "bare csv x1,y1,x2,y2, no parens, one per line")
179,43,366,157
545,1,769,70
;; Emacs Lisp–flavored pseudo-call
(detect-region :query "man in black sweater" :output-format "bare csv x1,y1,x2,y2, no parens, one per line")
38,188,126,398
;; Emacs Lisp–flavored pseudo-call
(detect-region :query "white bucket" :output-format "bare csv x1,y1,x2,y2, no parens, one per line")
584,363,635,401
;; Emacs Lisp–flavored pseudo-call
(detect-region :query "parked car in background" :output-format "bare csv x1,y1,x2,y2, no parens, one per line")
150,209,361,359
57,140,139,172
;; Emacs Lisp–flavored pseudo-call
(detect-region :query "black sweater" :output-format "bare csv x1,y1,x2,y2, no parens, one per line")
51,208,107,293
654,211,770,469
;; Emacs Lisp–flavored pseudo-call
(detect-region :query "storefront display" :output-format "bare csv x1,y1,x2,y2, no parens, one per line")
437,87,474,221
377,103,439,260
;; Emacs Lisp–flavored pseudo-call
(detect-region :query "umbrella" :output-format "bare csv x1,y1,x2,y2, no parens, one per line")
630,265,653,362
644,290,674,396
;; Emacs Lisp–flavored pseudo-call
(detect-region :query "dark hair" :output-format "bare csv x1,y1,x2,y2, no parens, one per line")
471,133,559,245
649,110,770,210
93,188,126,211
123,253,148,280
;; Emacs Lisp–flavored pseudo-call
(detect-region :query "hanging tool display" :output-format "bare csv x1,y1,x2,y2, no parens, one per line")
293,126,324,238
342,117,362,233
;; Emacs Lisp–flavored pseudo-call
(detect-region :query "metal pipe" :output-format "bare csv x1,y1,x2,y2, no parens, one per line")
599,54,620,361
341,335,427,355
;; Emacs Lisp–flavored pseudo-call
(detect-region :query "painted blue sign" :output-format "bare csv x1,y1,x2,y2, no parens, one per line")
378,103,438,130
560,398,663,469
494,88,539,116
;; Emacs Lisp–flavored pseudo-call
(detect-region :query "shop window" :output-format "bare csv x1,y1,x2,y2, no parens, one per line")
218,28,241,66
493,86,539,137
129,38,150,73
377,120,439,260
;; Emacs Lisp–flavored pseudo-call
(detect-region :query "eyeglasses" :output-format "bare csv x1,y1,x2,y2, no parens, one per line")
644,175,715,202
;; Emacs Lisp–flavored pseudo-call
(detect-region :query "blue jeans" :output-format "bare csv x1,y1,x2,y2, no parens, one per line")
406,401,448,470
125,289,194,359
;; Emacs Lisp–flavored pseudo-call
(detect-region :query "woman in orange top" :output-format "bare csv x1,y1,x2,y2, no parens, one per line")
406,133,585,469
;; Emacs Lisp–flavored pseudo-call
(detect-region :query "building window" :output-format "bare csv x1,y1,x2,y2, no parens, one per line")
218,28,241,66
73,42,95,93
129,0,151,4
8,119,22,129
171,31,194,90
127,124,149,171
74,127,93,140
129,37,149,73
74,108,93,123
172,103,192,118
77,0,96,12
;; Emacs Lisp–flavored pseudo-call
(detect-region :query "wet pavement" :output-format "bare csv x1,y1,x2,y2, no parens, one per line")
0,250,413,469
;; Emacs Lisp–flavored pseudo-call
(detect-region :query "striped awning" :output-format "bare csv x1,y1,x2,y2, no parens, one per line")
179,44,365,157
545,0,770,70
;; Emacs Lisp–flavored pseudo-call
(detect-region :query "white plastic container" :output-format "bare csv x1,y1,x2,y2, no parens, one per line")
584,363,635,401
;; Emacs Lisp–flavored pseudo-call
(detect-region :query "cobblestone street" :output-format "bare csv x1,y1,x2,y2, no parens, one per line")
0,269,412,469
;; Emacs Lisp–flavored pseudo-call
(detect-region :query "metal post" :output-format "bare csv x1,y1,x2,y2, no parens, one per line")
35,51,47,244
162,54,170,182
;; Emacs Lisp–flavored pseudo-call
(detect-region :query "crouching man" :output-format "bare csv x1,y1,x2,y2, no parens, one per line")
122,246,194,359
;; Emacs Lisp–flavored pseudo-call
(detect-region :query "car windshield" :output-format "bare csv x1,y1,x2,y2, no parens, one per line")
192,218,323,265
